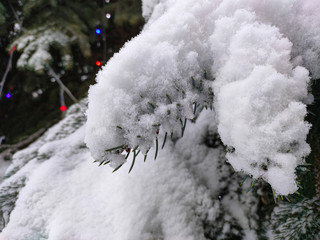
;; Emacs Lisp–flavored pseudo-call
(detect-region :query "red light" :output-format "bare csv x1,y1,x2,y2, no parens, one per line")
60,106,67,111
96,61,101,66
10,46,16,54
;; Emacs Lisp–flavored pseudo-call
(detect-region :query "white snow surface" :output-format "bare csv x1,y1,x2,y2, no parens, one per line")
86,0,318,195
0,104,259,239
142,0,160,19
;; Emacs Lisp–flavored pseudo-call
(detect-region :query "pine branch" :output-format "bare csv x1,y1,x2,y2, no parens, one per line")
47,66,78,104
313,141,320,209
0,128,46,161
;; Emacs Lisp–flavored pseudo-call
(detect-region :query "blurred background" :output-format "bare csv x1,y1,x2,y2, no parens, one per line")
0,0,144,147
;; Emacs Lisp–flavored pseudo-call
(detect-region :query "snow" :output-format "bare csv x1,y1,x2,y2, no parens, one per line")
142,0,160,19
0,105,259,239
86,0,317,195
0,160,10,183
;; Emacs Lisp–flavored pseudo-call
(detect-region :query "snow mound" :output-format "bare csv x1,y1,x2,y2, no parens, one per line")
86,0,318,195
0,106,259,239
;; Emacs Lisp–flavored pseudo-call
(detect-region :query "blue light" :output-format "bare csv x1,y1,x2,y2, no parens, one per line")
5,93,11,99
95,28,101,35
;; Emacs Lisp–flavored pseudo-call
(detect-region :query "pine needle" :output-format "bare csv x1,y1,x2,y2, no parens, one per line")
125,150,131,159
144,149,149,162
105,145,124,152
166,94,172,104
240,175,249,186
181,119,187,137
308,110,316,116
155,137,158,160
193,102,198,115
191,77,195,88
246,179,256,193
272,189,278,204
199,79,203,92
148,102,156,109
129,150,137,173
162,132,167,149
112,164,123,173
133,145,139,151
98,161,105,166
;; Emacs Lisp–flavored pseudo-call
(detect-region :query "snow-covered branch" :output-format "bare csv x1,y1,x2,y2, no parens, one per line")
86,0,320,195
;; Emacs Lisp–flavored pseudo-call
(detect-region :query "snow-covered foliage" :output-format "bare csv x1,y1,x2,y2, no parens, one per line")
13,28,74,73
10,0,98,73
0,104,262,239
0,102,86,234
211,11,311,195
86,0,319,195
271,198,320,239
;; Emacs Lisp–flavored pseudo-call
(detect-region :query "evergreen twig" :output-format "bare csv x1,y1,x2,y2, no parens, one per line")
155,137,158,160
162,132,167,149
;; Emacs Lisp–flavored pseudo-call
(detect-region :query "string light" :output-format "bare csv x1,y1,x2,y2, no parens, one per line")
60,106,67,111
5,93,11,99
95,28,101,35
106,13,111,19
96,61,101,67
